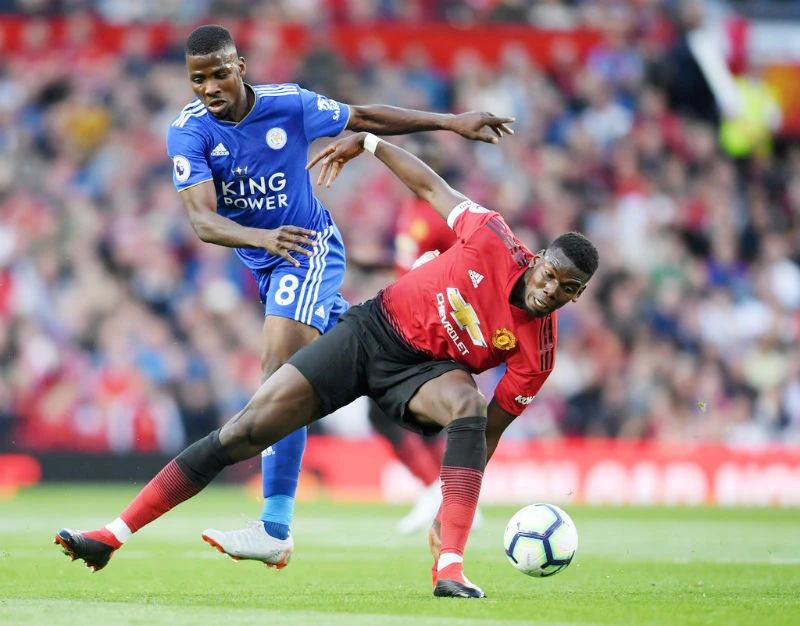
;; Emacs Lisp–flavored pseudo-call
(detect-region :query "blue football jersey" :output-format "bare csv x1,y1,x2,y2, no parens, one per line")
166,83,350,270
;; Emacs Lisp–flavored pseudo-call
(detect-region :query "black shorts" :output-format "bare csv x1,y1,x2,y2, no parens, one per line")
288,298,468,436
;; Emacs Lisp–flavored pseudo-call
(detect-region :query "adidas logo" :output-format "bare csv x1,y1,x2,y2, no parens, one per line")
211,142,229,156
468,270,484,288
314,305,325,318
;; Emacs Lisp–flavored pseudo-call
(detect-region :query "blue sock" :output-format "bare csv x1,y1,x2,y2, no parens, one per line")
260,426,306,539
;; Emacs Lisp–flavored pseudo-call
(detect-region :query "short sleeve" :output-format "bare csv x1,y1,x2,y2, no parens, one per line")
166,123,213,191
493,365,551,417
446,201,499,240
299,87,350,142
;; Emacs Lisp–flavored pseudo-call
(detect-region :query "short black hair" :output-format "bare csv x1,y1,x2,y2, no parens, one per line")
185,24,236,57
548,231,599,277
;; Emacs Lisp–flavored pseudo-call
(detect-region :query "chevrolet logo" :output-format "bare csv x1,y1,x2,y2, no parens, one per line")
447,288,486,348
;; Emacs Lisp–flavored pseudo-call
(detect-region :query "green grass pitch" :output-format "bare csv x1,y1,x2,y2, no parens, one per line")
1,485,799,626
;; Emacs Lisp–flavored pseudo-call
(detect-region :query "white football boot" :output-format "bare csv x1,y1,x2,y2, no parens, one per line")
396,482,443,534
202,521,293,569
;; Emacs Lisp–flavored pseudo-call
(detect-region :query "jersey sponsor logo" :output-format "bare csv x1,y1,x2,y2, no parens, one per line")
492,328,516,351
221,169,288,211
266,127,287,150
211,142,229,156
447,288,486,348
515,394,535,405
437,292,469,355
173,155,190,182
468,269,484,288
316,95,341,121
314,305,325,318
436,288,487,355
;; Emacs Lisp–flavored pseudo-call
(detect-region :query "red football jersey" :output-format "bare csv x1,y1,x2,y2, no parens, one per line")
379,201,557,417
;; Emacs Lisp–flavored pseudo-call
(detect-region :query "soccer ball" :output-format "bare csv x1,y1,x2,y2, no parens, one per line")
503,503,578,577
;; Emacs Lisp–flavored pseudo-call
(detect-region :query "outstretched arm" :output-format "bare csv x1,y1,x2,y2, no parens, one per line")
307,132,467,221
347,105,514,144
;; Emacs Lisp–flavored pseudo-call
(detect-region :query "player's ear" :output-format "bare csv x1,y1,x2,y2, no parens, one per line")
238,56,246,76
530,250,545,266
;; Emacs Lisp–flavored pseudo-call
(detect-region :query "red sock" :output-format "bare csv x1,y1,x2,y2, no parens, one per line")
438,465,483,567
119,460,203,532
437,562,468,584
83,528,122,549
395,434,441,486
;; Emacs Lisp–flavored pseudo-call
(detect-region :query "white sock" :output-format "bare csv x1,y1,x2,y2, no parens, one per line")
105,518,132,544
437,552,463,571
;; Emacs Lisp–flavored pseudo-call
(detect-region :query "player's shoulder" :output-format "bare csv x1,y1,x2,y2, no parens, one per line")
456,205,531,269
169,98,208,130
252,83,302,101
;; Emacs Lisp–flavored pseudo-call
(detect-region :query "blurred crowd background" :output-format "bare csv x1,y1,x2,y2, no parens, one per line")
2,0,800,456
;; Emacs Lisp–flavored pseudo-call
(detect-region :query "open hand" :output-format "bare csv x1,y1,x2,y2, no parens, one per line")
306,133,366,188
260,225,317,267
449,111,515,143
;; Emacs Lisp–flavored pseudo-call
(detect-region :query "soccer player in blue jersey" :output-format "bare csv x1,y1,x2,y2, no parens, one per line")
160,25,514,567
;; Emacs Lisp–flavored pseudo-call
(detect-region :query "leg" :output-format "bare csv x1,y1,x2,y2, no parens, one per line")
206,256,348,565
201,318,320,566
55,364,323,572
257,316,320,541
201,312,343,563
368,401,441,487
408,370,488,598
367,400,445,534
428,397,516,561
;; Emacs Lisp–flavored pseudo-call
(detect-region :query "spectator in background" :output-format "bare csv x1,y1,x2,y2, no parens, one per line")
2,3,800,474
719,61,783,165
655,0,721,127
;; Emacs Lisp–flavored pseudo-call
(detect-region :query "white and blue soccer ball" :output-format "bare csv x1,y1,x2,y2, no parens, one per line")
503,503,578,577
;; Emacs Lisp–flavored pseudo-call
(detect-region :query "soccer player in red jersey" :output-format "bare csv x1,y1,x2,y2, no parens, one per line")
54,133,597,598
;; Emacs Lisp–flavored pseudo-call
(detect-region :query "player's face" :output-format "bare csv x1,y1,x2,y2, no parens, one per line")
522,248,589,317
186,48,247,122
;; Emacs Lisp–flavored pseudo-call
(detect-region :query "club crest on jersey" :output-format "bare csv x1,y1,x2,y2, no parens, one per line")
173,155,190,182
266,127,287,150
492,328,516,351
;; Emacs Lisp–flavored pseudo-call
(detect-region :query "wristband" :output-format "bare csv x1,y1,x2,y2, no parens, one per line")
363,133,382,155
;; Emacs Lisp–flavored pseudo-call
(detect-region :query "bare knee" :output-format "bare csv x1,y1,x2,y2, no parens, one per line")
456,388,487,419
440,385,487,423
408,370,488,429
220,395,273,456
